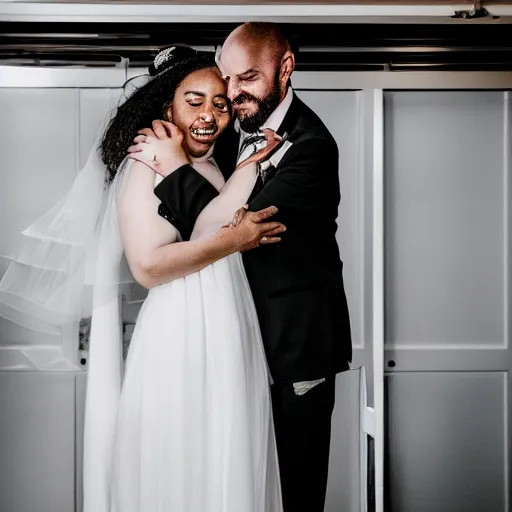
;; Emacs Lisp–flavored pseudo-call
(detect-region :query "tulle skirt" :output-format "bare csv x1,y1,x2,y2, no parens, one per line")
110,253,282,512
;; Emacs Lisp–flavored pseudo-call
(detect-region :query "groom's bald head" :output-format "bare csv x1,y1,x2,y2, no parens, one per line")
218,22,295,132
221,22,291,68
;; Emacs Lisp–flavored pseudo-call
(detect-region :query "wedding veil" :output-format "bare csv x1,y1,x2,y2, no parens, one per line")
0,113,136,511
0,121,135,337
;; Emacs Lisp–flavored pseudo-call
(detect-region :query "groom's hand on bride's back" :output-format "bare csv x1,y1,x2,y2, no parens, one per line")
223,205,286,252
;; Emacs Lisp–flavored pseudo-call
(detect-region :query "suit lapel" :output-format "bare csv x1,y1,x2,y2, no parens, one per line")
247,96,303,202
253,94,301,194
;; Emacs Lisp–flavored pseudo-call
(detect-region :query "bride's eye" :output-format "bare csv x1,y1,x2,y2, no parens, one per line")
188,102,202,108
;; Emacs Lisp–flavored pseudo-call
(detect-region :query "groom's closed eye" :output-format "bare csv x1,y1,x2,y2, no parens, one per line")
237,67,260,80
239,74,258,82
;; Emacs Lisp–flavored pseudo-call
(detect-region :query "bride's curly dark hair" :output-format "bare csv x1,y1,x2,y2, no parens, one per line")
100,47,217,183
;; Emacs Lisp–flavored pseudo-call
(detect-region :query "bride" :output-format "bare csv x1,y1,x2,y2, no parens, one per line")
0,46,285,511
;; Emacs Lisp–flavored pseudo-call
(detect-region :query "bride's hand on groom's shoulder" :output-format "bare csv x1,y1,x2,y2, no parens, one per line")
127,120,190,177
235,129,283,171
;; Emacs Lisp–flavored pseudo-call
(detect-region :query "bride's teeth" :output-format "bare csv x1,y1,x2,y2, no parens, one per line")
192,128,215,136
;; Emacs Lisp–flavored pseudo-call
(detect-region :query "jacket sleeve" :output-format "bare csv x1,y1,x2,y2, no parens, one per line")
154,164,220,241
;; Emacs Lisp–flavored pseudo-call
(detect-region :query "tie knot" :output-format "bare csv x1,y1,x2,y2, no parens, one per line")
241,131,266,148
237,131,267,165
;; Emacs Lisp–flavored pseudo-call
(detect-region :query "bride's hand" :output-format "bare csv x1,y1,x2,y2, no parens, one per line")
235,129,283,171
127,120,190,177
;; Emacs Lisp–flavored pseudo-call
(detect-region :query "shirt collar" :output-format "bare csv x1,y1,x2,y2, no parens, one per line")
234,86,294,135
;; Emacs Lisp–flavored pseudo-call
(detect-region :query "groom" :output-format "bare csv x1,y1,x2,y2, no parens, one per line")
148,23,351,512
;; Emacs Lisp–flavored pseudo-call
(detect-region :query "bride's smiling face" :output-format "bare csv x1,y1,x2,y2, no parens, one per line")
167,67,231,158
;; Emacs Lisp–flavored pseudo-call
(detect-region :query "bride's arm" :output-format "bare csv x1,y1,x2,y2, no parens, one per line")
117,161,282,289
190,131,285,239
191,162,258,239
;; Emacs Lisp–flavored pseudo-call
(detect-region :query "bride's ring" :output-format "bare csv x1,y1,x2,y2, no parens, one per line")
260,236,268,244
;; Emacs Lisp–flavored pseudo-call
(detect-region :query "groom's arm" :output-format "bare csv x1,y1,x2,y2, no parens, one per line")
154,135,337,236
154,165,219,241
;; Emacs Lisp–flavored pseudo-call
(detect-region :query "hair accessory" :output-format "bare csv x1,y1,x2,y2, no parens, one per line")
152,46,198,75
154,46,177,71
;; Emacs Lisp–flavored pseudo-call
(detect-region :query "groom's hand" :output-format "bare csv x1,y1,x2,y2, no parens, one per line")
224,206,286,252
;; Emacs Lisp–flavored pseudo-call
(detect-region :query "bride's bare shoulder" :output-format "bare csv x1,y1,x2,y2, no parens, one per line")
116,160,178,247
118,160,157,196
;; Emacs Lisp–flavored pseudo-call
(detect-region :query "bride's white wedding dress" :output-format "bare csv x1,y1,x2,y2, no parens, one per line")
108,158,282,512
0,137,282,512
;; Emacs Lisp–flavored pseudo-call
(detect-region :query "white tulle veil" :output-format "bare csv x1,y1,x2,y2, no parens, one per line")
0,114,137,511
0,132,133,329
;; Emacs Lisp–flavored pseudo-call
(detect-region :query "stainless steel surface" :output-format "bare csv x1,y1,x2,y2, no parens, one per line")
4,67,512,89
384,89,511,511
0,372,77,512
386,372,507,512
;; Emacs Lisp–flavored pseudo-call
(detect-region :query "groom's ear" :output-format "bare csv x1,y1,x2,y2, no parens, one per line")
280,51,295,88
164,106,173,122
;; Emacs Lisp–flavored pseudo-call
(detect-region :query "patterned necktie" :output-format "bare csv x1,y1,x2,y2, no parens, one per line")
237,131,267,167
237,132,270,199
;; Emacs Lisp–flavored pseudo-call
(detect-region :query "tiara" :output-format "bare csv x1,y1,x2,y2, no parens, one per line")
152,46,199,74
153,46,177,72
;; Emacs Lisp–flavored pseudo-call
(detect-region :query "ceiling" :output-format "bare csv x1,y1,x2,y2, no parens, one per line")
2,2,512,70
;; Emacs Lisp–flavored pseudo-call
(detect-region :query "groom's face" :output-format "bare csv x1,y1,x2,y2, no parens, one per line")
219,43,282,133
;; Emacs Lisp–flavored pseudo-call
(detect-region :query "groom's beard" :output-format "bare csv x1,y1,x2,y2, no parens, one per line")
232,74,281,133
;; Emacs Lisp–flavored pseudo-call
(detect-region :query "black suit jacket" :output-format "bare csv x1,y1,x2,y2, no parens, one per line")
155,94,352,384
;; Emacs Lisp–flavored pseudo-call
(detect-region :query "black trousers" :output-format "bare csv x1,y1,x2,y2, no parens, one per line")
271,377,336,512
